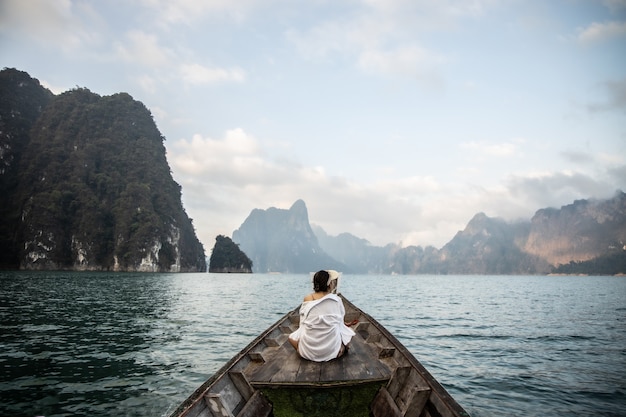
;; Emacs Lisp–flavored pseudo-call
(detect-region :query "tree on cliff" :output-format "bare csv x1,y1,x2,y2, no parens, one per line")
209,235,253,273
0,68,206,271
0,68,53,267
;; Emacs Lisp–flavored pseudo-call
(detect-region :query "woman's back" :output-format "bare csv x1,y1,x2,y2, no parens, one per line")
290,294,355,361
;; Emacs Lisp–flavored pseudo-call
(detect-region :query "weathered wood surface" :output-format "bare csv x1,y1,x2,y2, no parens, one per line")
168,295,470,417
247,323,391,387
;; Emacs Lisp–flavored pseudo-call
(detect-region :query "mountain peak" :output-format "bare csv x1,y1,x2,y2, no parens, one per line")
233,200,344,273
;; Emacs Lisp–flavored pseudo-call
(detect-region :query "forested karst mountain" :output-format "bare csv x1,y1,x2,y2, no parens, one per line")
434,213,550,274
234,194,626,275
209,235,253,273
0,69,54,266
524,194,626,265
0,68,205,271
232,200,346,273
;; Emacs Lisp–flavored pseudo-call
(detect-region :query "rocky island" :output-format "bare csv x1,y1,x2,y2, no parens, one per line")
0,68,206,272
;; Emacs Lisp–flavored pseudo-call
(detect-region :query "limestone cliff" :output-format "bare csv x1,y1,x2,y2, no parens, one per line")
313,193,625,275
233,194,625,275
209,235,252,273
523,192,626,266
0,68,206,272
437,213,550,274
232,200,345,273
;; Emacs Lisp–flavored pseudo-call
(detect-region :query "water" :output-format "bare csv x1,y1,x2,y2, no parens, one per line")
0,272,624,417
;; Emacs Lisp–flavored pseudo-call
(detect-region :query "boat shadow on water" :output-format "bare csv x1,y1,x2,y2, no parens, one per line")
169,295,470,417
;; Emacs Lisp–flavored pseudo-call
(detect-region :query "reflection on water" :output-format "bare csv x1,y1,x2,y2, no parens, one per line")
0,272,624,417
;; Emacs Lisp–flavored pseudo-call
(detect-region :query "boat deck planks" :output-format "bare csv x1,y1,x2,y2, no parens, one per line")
247,319,391,388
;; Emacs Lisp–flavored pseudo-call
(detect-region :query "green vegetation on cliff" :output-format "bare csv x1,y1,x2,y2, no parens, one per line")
209,235,253,273
552,251,626,275
0,68,205,271
0,68,54,267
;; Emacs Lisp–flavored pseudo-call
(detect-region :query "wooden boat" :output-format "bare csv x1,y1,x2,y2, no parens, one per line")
169,295,470,417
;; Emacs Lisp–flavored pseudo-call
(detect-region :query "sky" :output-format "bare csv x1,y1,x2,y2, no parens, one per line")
1,0,625,251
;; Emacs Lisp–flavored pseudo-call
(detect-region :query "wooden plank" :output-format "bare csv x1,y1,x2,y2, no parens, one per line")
228,371,255,402
370,387,403,417
204,394,234,417
247,352,265,363
405,388,431,417
235,390,272,417
319,351,347,382
178,401,209,417
247,343,293,384
344,334,391,381
387,366,410,399
295,357,322,383
398,370,429,416
386,366,432,417
269,345,302,383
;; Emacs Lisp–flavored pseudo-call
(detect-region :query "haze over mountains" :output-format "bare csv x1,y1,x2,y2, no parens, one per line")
233,194,626,275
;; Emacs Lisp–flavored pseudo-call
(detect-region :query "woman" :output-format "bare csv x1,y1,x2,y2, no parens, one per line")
288,270,355,361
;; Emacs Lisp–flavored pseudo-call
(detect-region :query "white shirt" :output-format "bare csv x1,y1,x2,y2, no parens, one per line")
289,293,355,362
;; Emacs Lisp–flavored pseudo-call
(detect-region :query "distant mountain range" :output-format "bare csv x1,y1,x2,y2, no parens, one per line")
233,193,626,275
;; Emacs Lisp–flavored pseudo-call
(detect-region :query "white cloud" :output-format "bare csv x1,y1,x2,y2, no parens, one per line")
578,20,626,43
169,128,262,178
357,46,446,83
504,170,616,208
115,30,174,67
39,79,67,95
285,2,465,84
169,128,622,250
461,141,520,157
136,74,159,94
138,0,269,25
597,152,625,165
588,78,626,113
0,0,98,51
602,0,626,13
179,63,246,85
285,15,386,63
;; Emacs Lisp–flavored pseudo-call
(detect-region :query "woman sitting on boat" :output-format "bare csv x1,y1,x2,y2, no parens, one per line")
288,270,355,361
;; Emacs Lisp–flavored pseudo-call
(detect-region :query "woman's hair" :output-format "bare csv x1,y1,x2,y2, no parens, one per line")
313,270,330,292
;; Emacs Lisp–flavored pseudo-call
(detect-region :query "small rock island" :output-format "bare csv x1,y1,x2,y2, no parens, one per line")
209,235,253,273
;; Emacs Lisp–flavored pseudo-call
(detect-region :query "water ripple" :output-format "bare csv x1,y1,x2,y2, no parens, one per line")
1,272,625,417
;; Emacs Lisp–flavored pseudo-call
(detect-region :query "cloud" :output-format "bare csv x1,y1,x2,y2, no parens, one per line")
138,0,269,25
587,78,626,113
39,79,68,95
602,0,626,12
461,141,521,157
169,129,266,180
607,164,626,185
179,63,246,85
285,2,477,84
0,0,98,51
504,170,616,208
115,30,174,67
285,17,377,62
168,128,622,251
357,45,446,84
167,128,455,247
578,20,626,43
560,150,594,164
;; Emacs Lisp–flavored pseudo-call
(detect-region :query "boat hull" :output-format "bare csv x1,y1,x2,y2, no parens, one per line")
168,295,469,417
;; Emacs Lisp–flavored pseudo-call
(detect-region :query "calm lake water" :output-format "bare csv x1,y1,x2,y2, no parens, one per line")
0,272,624,417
